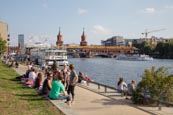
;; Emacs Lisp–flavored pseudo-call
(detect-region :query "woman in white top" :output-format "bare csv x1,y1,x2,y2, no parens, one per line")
117,77,128,95
25,68,37,87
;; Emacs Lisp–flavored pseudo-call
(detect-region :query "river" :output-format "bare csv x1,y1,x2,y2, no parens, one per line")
68,58,173,88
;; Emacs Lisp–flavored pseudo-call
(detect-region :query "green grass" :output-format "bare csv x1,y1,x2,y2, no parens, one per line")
0,60,64,115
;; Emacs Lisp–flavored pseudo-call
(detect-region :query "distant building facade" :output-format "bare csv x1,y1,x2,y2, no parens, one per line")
125,36,173,47
101,36,125,46
18,34,24,48
0,22,8,41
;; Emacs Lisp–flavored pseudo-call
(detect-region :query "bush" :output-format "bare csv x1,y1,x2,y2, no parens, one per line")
132,66,173,105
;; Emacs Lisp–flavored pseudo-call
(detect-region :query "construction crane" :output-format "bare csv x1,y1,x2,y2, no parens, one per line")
141,28,166,39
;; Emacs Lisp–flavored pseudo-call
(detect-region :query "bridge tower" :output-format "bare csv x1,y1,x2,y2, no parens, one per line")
56,27,64,46
80,28,87,46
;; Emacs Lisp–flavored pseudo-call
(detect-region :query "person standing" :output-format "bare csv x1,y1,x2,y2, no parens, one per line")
51,60,59,71
61,64,70,90
67,64,78,104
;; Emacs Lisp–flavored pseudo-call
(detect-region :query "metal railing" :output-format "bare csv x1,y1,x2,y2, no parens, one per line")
84,80,173,110
144,96,173,110
82,80,118,93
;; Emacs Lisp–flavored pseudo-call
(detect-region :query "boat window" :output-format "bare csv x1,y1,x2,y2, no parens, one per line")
55,52,60,55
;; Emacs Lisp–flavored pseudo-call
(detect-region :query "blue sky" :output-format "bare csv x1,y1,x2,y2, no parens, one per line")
0,0,173,46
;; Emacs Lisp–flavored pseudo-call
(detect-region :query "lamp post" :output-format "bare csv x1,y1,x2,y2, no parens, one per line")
7,34,10,55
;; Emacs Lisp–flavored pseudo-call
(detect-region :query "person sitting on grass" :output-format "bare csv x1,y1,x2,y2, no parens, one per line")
25,68,37,88
39,72,53,96
49,74,71,106
34,72,43,90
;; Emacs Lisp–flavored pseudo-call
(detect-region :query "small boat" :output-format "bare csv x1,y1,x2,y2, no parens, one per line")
116,54,153,61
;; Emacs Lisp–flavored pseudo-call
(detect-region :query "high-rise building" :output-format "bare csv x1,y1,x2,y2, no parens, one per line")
0,22,8,41
18,34,24,48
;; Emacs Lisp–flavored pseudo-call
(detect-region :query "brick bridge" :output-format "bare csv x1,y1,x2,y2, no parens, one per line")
61,46,136,58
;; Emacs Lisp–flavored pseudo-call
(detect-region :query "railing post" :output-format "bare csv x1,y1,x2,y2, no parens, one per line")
87,81,89,86
98,84,100,90
158,100,162,111
105,86,107,92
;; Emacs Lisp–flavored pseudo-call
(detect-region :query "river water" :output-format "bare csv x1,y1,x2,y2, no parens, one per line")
68,58,173,88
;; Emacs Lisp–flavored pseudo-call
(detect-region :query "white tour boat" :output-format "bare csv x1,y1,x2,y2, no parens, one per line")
116,54,153,61
30,48,69,66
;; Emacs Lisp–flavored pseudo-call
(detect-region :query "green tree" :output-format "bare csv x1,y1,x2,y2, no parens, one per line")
132,66,173,104
155,41,173,59
0,37,7,55
133,41,153,55
155,42,165,57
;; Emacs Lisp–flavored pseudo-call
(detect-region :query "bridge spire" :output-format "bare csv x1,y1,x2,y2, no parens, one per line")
56,27,63,46
80,27,87,46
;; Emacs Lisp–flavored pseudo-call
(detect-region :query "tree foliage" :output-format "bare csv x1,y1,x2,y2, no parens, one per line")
155,41,173,59
132,66,173,104
133,40,173,59
133,41,153,55
0,37,7,55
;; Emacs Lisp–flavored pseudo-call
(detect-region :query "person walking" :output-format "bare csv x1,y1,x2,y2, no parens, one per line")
67,64,78,104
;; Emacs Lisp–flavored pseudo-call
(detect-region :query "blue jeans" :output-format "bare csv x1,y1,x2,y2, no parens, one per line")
50,94,71,101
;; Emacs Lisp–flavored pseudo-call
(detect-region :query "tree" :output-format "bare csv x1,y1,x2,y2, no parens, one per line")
0,37,7,55
132,66,173,104
155,41,173,59
133,41,153,55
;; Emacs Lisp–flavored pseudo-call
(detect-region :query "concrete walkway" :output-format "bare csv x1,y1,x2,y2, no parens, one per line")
13,64,173,115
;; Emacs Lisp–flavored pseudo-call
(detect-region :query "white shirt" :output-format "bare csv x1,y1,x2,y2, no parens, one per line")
118,81,128,91
28,71,37,82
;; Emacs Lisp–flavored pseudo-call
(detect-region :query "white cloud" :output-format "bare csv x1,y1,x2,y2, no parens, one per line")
164,5,173,9
92,25,111,35
143,8,157,14
78,8,88,15
140,5,173,14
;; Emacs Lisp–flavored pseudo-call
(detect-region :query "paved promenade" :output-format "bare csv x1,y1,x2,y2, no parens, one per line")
13,64,173,115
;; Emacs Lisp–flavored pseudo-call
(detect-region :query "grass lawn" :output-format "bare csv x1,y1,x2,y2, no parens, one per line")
0,60,64,115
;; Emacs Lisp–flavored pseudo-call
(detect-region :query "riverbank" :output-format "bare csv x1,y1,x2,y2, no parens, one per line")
0,61,64,115
11,62,173,115
1,56,172,114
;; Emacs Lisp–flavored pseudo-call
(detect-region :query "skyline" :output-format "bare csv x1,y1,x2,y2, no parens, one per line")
0,0,173,46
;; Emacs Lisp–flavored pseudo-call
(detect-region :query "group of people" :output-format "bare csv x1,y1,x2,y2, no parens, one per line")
19,61,78,106
2,55,138,105
2,55,19,68
117,77,136,98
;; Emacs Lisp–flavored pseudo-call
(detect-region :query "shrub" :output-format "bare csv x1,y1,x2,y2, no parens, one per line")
132,66,173,105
